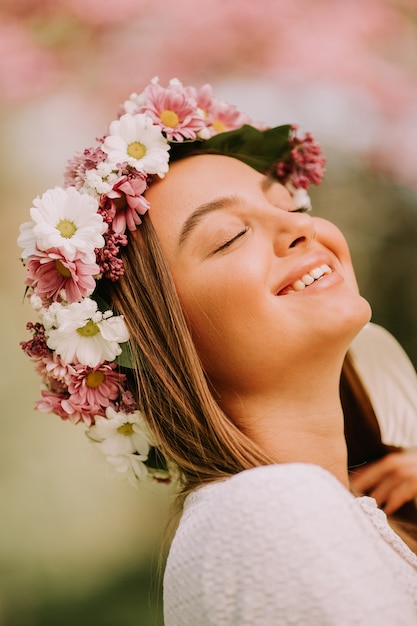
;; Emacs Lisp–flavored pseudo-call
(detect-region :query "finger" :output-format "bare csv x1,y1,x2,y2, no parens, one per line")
383,477,417,515
349,455,401,493
350,452,417,494
366,473,406,510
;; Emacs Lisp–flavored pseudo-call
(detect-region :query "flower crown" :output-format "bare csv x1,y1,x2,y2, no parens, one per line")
18,77,326,486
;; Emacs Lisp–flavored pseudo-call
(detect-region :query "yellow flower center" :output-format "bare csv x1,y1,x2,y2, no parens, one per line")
212,119,227,133
55,259,72,277
127,141,146,160
117,423,134,436
77,319,100,337
160,109,180,128
57,219,77,238
86,370,105,388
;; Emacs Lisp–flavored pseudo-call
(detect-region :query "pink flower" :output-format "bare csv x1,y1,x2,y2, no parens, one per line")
102,170,150,233
276,126,326,190
20,322,50,359
42,352,72,384
190,85,251,136
208,100,251,135
60,397,102,425
64,144,107,190
95,232,128,281
36,389,72,421
25,248,99,304
66,361,126,409
140,81,205,141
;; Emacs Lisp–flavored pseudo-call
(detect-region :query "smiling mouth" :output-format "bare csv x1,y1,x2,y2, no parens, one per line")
278,264,332,295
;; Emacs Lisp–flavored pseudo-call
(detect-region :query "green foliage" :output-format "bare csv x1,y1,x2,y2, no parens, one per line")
170,124,292,172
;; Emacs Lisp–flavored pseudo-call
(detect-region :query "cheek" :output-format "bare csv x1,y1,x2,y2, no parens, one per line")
314,218,359,291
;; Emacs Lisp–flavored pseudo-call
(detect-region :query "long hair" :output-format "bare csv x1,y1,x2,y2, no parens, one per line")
110,215,417,553
110,216,275,502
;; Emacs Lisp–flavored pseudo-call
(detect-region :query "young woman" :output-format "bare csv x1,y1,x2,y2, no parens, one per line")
19,77,417,624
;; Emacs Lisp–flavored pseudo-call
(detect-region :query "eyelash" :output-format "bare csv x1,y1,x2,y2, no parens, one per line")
215,227,249,253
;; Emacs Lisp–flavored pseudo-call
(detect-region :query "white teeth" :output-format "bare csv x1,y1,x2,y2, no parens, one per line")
290,264,332,292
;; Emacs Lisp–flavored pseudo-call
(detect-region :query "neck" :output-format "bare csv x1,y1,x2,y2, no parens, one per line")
218,361,350,489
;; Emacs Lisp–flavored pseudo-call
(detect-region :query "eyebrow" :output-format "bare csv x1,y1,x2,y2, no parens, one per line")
177,194,241,248
178,176,273,247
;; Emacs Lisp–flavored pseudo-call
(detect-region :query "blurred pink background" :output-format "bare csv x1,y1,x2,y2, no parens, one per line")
1,1,416,623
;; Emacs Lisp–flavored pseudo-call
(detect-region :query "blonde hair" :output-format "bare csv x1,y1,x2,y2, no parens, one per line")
110,216,275,502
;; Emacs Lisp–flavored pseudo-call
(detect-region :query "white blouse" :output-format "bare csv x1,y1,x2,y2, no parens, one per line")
164,325,417,625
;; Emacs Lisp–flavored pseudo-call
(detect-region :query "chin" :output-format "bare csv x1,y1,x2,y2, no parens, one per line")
334,293,372,348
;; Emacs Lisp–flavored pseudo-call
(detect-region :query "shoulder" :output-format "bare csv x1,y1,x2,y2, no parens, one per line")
172,463,360,567
164,465,417,625
186,462,352,524
350,323,417,446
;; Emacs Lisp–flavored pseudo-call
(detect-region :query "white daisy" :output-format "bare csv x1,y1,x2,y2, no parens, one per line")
107,453,149,485
46,298,130,368
18,186,107,263
102,113,170,177
87,406,152,485
87,406,151,457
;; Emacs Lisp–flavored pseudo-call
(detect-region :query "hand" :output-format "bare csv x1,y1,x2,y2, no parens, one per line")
349,449,417,515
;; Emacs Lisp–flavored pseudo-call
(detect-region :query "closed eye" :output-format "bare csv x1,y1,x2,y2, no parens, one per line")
214,227,249,253
290,207,311,214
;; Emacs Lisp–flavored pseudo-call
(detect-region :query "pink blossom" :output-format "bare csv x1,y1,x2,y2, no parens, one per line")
64,145,107,190
36,388,103,425
25,248,99,304
140,81,205,141
60,397,103,425
275,127,326,190
117,390,138,414
36,389,72,421
208,100,251,136
102,170,150,233
95,232,128,281
66,361,126,409
42,352,72,384
20,322,50,359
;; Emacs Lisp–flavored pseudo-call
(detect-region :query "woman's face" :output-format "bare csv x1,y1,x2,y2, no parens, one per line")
147,155,371,393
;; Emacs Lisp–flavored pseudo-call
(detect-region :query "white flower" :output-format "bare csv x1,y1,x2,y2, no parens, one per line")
46,298,129,367
286,183,312,212
102,114,170,177
82,162,118,196
18,187,107,263
88,406,151,457
87,406,153,485
107,454,149,486
30,294,43,311
122,92,146,115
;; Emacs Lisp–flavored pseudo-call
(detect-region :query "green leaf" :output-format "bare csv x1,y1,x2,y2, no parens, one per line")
115,341,134,369
169,124,292,172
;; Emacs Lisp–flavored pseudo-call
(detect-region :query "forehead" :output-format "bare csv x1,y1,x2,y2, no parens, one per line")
146,154,281,251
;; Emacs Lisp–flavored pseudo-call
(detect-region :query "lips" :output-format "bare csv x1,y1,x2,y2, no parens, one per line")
277,264,332,295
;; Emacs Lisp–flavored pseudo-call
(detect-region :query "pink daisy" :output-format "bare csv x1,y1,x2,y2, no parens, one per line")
208,100,251,136
42,352,72,384
25,248,99,304
66,361,126,409
36,389,72,421
64,144,107,190
140,81,205,141
60,397,104,426
103,170,150,233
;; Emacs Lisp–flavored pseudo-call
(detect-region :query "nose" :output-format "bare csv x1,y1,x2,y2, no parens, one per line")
271,209,316,256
